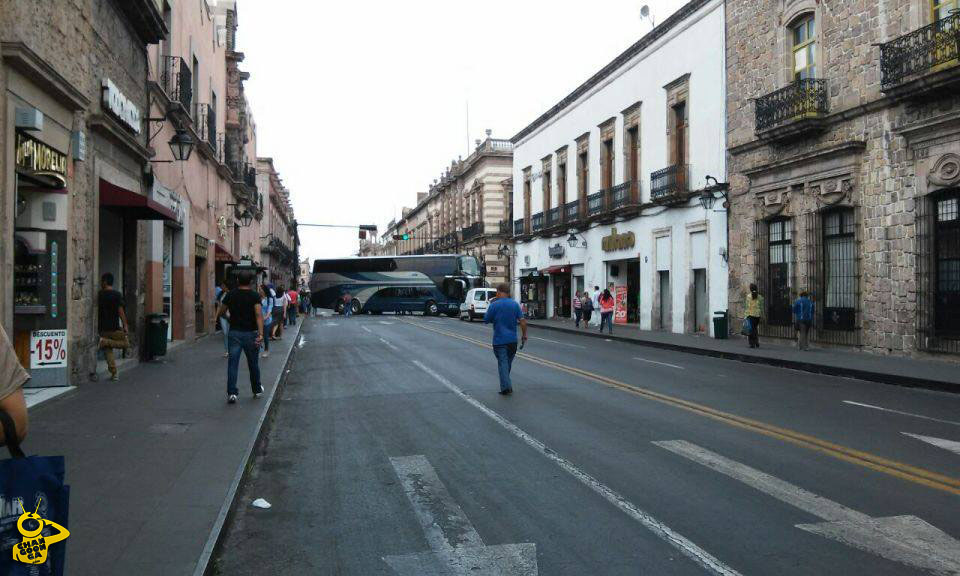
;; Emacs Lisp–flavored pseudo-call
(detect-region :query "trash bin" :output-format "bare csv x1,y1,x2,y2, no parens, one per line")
712,311,728,339
145,314,168,360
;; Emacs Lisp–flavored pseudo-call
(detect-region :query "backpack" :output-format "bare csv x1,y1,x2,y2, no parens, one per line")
582,298,594,312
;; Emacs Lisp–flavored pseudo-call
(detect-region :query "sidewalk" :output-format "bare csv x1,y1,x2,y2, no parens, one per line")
529,318,960,392
23,319,303,576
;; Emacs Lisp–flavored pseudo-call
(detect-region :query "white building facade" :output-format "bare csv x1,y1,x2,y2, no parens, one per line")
511,0,728,335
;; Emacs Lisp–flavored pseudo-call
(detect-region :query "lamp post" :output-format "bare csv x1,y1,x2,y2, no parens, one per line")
168,129,194,162
700,175,730,263
566,231,587,249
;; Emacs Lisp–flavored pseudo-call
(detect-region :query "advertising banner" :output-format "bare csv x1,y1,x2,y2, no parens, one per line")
614,285,628,324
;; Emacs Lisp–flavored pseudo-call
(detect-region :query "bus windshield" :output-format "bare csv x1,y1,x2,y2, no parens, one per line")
459,256,481,276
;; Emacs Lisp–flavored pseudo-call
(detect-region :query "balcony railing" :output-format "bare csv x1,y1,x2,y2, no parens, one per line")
158,55,192,109
194,104,217,150
461,221,484,242
513,218,524,236
880,10,960,90
586,191,605,216
564,199,580,223
755,79,828,132
244,163,257,188
531,212,544,233
499,220,512,235
545,206,562,228
610,182,633,210
650,164,689,202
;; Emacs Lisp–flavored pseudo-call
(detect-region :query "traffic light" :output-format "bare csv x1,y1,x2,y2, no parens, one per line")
403,233,410,241
391,233,412,241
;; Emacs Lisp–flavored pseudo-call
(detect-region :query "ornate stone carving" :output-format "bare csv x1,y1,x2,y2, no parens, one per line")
816,177,853,206
927,153,960,188
759,189,789,218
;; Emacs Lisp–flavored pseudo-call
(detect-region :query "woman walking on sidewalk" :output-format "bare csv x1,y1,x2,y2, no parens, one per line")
598,289,615,335
744,283,764,349
216,281,230,358
573,291,583,328
259,284,274,358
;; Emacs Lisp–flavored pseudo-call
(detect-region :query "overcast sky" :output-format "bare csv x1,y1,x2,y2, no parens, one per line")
241,0,689,262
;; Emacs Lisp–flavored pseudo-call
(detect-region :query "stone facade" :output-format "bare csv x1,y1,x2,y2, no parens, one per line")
392,135,514,286
726,0,960,355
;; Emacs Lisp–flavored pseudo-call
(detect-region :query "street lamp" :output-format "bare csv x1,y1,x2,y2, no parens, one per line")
566,231,587,248
700,175,729,210
168,129,195,162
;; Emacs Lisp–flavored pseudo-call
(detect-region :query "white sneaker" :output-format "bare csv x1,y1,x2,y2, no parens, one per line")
223,352,229,358
254,385,264,398
261,351,270,358
228,394,238,404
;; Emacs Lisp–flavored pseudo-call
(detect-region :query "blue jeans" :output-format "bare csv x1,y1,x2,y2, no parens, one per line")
219,317,230,352
344,301,352,317
289,305,297,324
600,312,614,334
492,343,518,392
227,330,262,396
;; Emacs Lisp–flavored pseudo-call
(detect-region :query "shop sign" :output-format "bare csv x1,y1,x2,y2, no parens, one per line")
30,329,67,369
15,132,67,178
102,78,142,134
602,227,636,252
548,244,565,259
195,235,209,259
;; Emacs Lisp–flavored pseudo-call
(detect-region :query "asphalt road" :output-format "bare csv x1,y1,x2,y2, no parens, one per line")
214,313,960,576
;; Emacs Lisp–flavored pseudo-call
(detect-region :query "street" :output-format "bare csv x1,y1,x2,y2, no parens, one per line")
215,315,960,576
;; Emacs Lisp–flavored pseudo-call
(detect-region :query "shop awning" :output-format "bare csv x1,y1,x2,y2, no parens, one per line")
540,265,570,275
99,179,176,221
215,243,236,263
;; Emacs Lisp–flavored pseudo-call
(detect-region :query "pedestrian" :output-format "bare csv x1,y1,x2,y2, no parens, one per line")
0,323,29,444
573,291,583,328
483,283,527,395
272,285,287,339
260,284,274,358
581,290,594,328
343,291,353,317
599,288,615,335
793,290,814,351
216,281,230,358
97,273,130,381
216,270,264,404
744,283,764,349
591,285,602,326
287,287,298,325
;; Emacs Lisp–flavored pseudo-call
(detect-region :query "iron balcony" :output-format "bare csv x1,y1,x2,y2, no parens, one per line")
879,9,960,96
650,164,689,203
754,78,828,137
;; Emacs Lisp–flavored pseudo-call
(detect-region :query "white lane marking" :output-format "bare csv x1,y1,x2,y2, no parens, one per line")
324,322,339,327
361,325,373,334
529,336,586,349
655,440,960,575
378,321,395,325
379,337,400,352
412,360,742,576
384,455,538,575
634,357,685,370
843,400,960,427
902,433,960,456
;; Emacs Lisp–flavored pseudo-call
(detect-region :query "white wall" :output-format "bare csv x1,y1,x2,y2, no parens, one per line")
511,0,728,335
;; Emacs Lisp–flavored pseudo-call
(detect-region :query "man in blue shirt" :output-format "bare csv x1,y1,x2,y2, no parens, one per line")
483,283,527,395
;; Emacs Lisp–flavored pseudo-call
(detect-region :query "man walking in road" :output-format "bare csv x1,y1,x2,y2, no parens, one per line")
483,283,527,395
343,291,353,317
98,273,130,381
216,271,264,404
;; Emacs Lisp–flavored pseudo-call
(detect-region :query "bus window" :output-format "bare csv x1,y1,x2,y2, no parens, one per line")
459,256,481,276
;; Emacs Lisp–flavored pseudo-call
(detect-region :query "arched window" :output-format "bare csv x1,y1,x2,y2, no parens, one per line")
790,14,817,80
932,0,959,22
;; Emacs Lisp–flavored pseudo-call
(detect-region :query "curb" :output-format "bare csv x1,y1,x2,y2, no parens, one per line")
529,322,959,394
191,319,305,576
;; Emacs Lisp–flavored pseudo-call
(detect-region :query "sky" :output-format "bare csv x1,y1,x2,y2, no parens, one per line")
240,0,689,262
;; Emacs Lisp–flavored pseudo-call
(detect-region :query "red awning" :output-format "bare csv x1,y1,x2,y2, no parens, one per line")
99,178,177,221
541,265,570,275
215,243,236,263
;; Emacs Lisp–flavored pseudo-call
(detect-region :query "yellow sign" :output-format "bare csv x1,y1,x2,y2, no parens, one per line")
15,133,67,177
12,497,69,566
601,227,636,252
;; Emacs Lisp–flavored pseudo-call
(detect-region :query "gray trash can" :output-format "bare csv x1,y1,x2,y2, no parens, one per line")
145,314,168,359
712,311,728,339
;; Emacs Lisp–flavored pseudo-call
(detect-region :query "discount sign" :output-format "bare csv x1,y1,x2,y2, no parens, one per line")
31,329,68,369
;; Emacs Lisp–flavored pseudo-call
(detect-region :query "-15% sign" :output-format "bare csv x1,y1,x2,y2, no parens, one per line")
30,329,68,369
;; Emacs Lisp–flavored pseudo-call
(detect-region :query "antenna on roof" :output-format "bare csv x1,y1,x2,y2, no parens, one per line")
640,4,655,29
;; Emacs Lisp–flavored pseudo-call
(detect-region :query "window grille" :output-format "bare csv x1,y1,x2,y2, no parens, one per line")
755,218,796,339
807,208,861,345
919,190,960,352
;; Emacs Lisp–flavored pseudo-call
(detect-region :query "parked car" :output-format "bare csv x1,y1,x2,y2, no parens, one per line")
459,288,497,321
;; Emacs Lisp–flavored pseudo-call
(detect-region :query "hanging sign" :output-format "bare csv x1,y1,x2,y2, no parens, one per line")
548,244,565,259
30,329,68,369
614,285,628,324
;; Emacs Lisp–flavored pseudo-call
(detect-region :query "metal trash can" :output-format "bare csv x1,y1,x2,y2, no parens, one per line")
712,311,728,339
145,314,168,360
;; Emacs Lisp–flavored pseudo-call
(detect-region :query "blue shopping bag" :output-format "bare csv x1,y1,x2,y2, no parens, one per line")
0,411,70,576
740,317,753,336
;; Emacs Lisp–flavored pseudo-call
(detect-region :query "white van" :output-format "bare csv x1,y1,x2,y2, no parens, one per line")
459,288,497,321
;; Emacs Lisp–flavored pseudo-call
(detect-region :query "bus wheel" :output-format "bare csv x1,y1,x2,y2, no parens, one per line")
424,301,439,316
351,300,362,315
335,301,344,314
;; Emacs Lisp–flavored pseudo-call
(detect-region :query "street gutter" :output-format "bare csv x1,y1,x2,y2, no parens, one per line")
192,320,304,576
530,322,959,394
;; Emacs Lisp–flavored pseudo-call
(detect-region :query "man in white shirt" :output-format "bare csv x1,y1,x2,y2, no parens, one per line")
591,286,602,326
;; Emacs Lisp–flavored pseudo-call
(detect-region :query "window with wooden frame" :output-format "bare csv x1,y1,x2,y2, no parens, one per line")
791,14,817,80
576,134,590,210
599,118,616,192
665,76,689,179
557,160,567,207
542,156,553,214
522,168,532,233
622,102,641,203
